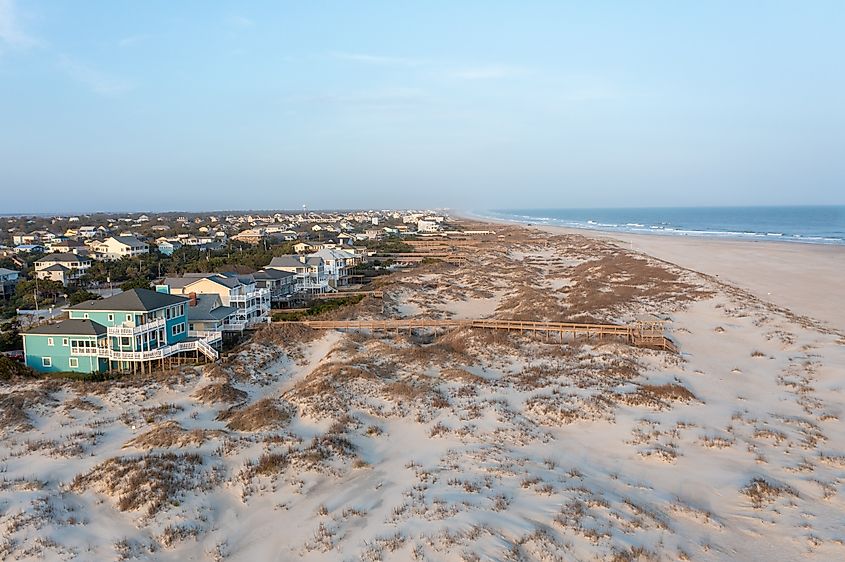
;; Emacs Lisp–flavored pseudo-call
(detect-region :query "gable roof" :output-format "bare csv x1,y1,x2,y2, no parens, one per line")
37,252,87,263
268,255,304,268
68,288,187,312
186,294,237,322
102,235,146,247
253,268,294,280
26,319,107,337
41,264,70,272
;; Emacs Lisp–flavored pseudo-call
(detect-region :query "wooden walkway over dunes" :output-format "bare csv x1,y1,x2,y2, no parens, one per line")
292,318,678,353
312,290,384,299
373,253,468,265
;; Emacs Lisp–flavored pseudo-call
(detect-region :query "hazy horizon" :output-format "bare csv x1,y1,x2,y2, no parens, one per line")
2,1,844,213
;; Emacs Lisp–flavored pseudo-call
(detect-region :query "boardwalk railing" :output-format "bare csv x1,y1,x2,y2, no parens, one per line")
291,318,678,352
312,290,384,300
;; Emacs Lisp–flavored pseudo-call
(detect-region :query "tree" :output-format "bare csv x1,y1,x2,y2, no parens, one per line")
120,278,151,291
14,278,65,308
68,289,102,305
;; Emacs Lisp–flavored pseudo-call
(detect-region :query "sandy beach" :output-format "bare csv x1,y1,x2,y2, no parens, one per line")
533,225,845,331
2,219,845,561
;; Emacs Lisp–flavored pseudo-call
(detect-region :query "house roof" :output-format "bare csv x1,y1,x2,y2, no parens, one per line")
268,255,304,268
186,294,237,322
68,288,187,312
0,267,20,276
26,319,107,337
268,255,322,268
36,252,85,263
253,268,294,280
41,264,70,272
107,235,146,247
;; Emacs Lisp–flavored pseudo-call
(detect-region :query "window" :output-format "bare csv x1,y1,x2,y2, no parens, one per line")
69,358,79,368
47,337,54,346
171,322,185,336
108,314,114,322
42,357,52,367
126,314,132,321
121,337,130,346
178,304,184,316
62,338,69,346
166,307,171,319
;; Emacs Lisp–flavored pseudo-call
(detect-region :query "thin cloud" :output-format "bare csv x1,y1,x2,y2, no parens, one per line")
0,0,40,50
451,65,528,80
330,51,428,67
287,87,428,107
59,55,135,96
228,15,255,28
118,34,148,48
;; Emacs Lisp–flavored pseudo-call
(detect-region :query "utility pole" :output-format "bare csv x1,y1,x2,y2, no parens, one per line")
33,274,39,313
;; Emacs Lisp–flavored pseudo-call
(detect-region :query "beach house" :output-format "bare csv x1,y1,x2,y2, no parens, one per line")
93,236,149,261
266,255,330,294
35,253,92,286
252,269,297,305
22,288,220,375
0,267,20,300
160,273,270,329
307,248,360,288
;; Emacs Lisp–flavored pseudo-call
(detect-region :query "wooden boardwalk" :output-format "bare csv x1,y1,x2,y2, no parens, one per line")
373,253,468,265
291,318,678,352
312,290,384,300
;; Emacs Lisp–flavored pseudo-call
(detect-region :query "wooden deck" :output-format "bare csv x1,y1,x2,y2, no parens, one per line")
291,318,678,353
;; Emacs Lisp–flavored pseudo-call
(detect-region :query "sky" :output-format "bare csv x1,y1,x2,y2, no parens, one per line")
1,0,844,214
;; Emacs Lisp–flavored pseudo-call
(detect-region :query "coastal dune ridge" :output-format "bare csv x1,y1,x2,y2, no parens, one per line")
2,216,844,560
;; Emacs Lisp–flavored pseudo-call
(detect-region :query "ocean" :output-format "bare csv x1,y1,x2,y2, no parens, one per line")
475,206,845,246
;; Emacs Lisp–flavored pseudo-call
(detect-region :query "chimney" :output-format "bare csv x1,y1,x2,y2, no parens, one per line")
188,292,197,307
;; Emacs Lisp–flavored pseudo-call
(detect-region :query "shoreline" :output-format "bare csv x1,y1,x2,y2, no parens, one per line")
458,212,845,331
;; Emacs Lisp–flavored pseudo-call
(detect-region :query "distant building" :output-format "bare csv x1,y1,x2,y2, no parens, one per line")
266,255,329,294
157,240,183,256
0,267,20,300
307,248,360,288
93,236,149,261
35,253,92,286
252,269,296,305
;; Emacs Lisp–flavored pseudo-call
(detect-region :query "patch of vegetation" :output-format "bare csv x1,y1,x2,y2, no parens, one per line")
272,295,364,322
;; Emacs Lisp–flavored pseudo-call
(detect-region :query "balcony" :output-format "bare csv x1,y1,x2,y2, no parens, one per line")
229,288,270,304
107,317,166,337
95,333,220,361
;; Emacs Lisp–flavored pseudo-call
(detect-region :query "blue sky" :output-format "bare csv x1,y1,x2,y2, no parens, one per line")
1,1,843,213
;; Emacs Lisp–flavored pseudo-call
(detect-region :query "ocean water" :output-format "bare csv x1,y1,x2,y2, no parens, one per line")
476,206,845,246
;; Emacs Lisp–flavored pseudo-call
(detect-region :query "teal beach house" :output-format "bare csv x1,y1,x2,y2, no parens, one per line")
23,288,221,375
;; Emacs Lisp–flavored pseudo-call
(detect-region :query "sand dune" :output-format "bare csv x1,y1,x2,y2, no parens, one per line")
1,222,844,561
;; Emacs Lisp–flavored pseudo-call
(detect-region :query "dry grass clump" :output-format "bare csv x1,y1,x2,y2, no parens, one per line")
125,421,225,450
62,396,101,412
242,452,289,480
0,389,55,432
192,381,247,405
621,383,698,409
252,322,320,346
564,253,710,321
139,403,183,424
217,397,294,432
741,477,798,508
439,368,487,384
70,452,214,516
